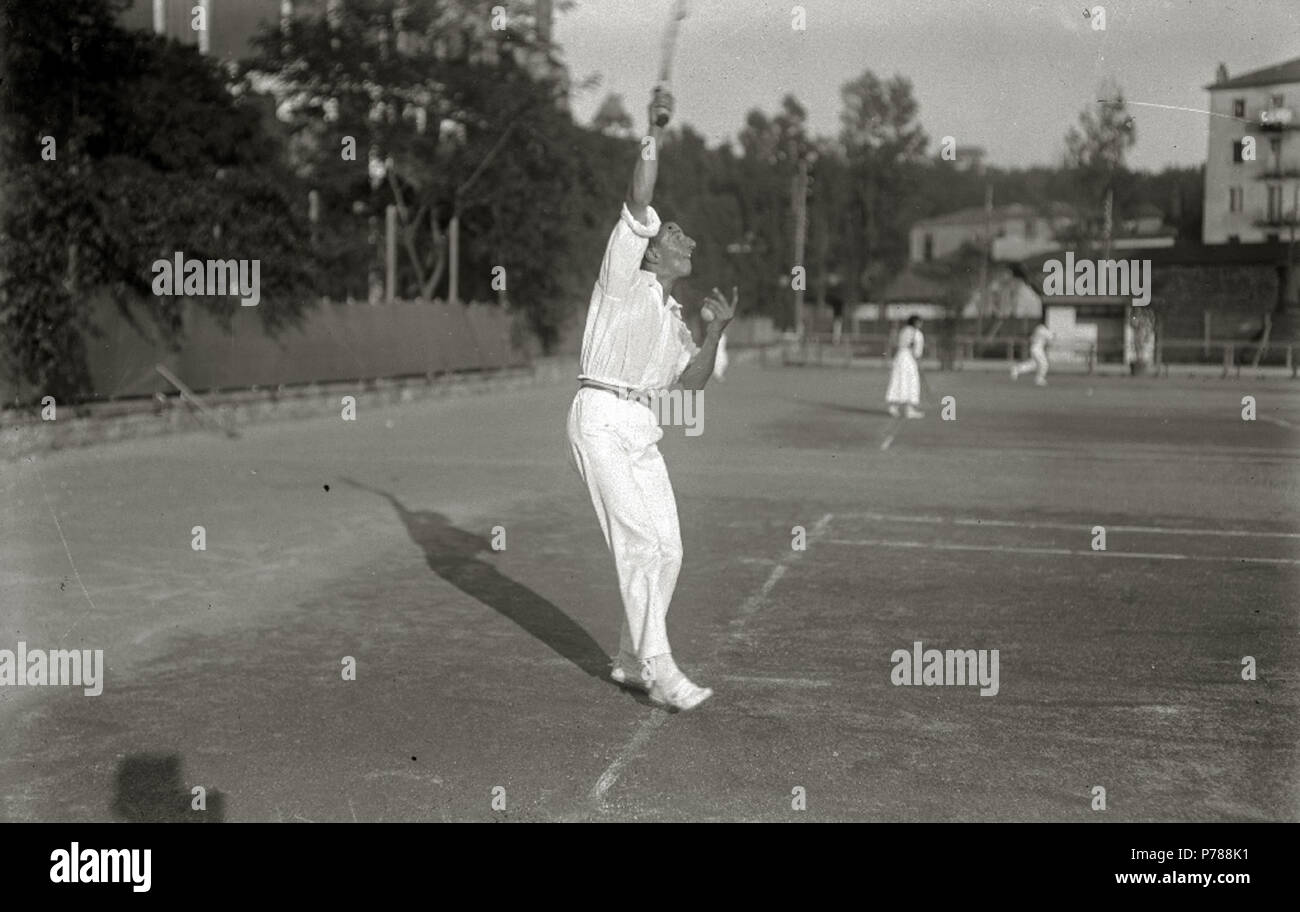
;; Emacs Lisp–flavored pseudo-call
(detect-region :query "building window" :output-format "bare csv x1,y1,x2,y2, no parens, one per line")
1271,138,1283,170
1271,93,1285,108
1229,186,1243,212
1227,235,1240,244
1268,185,1283,221
1232,139,1247,162
1233,98,1246,118
1267,233,1281,242
923,233,933,261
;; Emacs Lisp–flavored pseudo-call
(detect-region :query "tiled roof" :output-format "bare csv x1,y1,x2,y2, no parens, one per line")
913,202,1073,228
1207,56,1300,91
879,268,951,302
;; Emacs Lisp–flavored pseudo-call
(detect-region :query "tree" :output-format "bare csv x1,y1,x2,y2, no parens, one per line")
240,0,585,351
837,70,928,327
0,0,317,402
732,95,815,325
1063,78,1137,247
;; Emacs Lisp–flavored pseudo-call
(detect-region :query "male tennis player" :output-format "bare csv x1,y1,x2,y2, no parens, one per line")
566,88,736,711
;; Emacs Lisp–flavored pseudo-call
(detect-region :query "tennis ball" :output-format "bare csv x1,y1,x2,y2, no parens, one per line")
702,305,715,322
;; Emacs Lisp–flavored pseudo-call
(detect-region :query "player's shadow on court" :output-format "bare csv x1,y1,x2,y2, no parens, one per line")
112,753,225,822
341,478,635,694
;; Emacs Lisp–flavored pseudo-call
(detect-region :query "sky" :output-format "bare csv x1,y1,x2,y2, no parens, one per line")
553,0,1300,172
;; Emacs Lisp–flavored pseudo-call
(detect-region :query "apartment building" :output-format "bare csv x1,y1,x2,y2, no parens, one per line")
119,0,562,83
1203,56,1300,244
119,0,277,59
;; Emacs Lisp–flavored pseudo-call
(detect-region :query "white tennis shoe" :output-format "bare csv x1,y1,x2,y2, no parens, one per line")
612,654,713,710
645,655,713,711
610,653,651,691
648,674,713,711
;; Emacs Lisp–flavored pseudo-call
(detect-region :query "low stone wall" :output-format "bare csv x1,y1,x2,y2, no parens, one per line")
1,347,779,461
1,358,573,461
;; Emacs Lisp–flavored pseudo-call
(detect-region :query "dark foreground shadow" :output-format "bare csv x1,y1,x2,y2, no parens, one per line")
341,477,625,689
112,754,225,822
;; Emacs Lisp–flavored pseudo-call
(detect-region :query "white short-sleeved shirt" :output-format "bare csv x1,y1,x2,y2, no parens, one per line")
1030,325,1053,351
897,326,923,359
578,204,700,391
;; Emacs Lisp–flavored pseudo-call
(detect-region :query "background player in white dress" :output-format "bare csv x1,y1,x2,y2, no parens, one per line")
886,315,925,418
566,88,737,712
1011,319,1053,386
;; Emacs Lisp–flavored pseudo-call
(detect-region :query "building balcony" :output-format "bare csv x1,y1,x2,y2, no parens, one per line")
1255,168,1300,180
1258,107,1300,130
1252,213,1300,228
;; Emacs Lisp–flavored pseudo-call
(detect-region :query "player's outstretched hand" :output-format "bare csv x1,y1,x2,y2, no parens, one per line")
702,286,738,329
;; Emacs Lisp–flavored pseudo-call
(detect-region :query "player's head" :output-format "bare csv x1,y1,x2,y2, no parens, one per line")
907,315,922,328
643,221,696,280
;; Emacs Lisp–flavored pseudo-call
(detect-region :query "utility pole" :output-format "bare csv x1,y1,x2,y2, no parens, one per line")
792,157,809,336
197,0,211,55
1102,186,1114,260
1289,182,1298,309
308,189,320,249
385,205,397,303
977,183,992,336
448,213,460,305
445,120,518,308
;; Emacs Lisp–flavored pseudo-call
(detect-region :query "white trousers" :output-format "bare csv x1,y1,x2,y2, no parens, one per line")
567,388,683,660
1014,347,1049,382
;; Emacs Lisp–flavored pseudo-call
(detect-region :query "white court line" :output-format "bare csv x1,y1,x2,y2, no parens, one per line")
26,459,100,641
837,511,1300,540
734,514,833,625
588,512,834,806
737,564,786,616
880,434,895,451
589,713,669,803
826,538,1300,565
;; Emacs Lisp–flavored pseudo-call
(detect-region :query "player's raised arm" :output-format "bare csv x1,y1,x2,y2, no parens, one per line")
626,90,672,223
598,90,672,301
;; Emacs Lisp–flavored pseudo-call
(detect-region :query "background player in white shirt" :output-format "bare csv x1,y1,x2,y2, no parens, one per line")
1011,319,1053,386
566,88,737,712
886,316,925,418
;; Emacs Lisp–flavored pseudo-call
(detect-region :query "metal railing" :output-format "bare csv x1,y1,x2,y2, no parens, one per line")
773,333,1298,378
1157,338,1297,377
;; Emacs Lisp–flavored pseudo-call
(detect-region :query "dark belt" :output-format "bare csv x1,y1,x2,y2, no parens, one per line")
579,379,652,408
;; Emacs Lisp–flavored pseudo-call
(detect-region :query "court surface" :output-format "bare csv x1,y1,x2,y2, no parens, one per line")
2,361,1297,821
